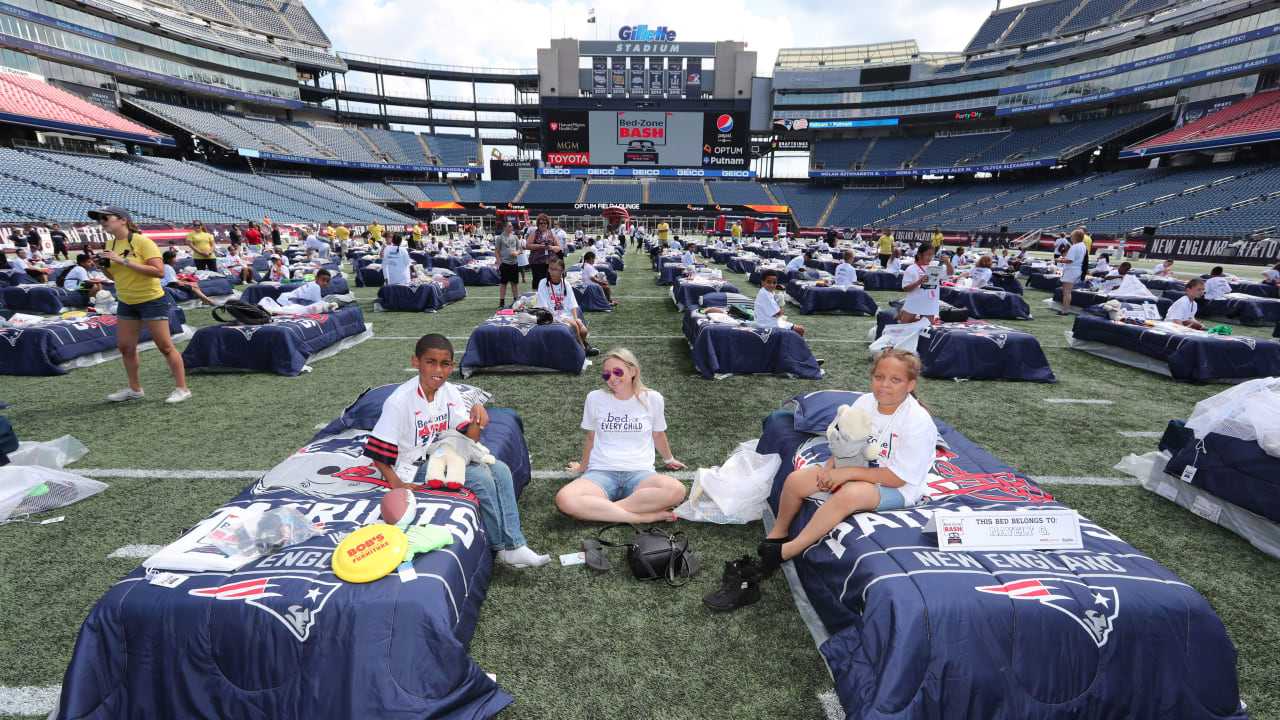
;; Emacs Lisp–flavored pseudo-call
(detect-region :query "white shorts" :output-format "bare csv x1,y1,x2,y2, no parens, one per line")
1061,269,1082,285
901,291,940,317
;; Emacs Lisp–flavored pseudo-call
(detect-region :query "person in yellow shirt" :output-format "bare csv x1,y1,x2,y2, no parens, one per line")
89,205,190,404
1079,226,1093,257
931,228,944,251
410,224,423,250
657,220,670,243
186,220,216,271
878,228,896,268
368,221,384,244
335,223,351,242
731,221,742,243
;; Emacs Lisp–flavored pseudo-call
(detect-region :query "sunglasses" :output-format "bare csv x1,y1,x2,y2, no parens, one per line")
601,367,625,381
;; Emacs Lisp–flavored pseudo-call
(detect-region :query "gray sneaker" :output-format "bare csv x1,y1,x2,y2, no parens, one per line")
107,388,144,402
165,388,193,404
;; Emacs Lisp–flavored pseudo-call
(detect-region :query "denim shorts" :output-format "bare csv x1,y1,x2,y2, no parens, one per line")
875,485,906,511
582,469,657,501
116,295,172,322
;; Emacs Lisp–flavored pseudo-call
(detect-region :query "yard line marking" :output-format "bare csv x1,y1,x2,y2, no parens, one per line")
377,336,472,341
1033,476,1140,486
1044,398,1114,404
109,544,164,559
531,470,695,480
76,469,266,479
1117,431,1162,438
817,690,846,720
0,685,60,716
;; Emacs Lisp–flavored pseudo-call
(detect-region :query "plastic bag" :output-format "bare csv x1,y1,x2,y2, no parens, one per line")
869,318,929,355
0,465,108,523
1185,378,1280,458
206,506,323,559
674,440,780,524
8,435,89,469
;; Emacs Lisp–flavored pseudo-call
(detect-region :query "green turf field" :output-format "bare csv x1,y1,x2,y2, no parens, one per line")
1,245,1277,720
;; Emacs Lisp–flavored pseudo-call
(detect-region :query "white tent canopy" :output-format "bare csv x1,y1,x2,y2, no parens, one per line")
430,216,457,226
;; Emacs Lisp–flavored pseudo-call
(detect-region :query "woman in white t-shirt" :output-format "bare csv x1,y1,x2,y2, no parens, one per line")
1165,278,1205,330
1054,229,1087,316
556,348,687,523
957,254,993,289
759,349,938,577
898,243,952,323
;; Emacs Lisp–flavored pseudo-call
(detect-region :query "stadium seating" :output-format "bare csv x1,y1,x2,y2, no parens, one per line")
583,182,641,203
826,189,898,228
456,181,522,203
361,127,430,165
277,0,330,45
223,0,295,39
1130,91,1280,150
1116,0,1176,21
1003,0,1076,46
708,182,771,205
421,134,476,166
862,137,929,170
965,53,1015,72
914,133,1008,168
326,179,400,202
965,9,1021,52
648,181,706,204
768,184,835,227
812,139,871,170
295,125,380,163
0,73,164,139
1059,0,1131,35
519,180,583,204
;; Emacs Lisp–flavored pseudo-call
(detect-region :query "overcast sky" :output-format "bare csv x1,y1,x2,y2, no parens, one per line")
307,0,1041,77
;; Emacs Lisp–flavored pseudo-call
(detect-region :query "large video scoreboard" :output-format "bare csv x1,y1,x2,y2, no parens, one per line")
542,108,749,169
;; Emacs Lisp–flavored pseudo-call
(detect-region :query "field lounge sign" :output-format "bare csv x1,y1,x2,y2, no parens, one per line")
1145,234,1280,264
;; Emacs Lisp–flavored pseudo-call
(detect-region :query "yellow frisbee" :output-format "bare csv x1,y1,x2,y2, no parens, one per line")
332,524,407,583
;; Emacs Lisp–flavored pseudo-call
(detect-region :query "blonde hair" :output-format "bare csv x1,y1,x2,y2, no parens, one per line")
601,347,650,409
871,349,932,414
1070,229,1084,243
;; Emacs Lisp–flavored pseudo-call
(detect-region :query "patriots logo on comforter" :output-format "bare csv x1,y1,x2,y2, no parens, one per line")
977,578,1120,647
188,575,341,642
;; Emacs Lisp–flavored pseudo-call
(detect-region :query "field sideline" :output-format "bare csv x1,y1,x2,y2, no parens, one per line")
1,244,1277,720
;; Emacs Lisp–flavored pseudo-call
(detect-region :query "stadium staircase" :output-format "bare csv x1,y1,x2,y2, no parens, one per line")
762,185,781,205
576,182,589,204
702,181,714,203
642,183,650,204
512,181,529,203
816,188,842,227
353,127,392,164
906,139,932,169
416,134,435,163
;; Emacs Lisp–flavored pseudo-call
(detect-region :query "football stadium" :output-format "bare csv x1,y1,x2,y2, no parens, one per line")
2,0,1280,716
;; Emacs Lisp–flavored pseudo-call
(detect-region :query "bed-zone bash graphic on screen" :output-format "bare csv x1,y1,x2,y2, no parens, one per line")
543,109,748,168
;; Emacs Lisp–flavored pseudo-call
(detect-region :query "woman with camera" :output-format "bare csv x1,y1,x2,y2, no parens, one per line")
90,205,191,405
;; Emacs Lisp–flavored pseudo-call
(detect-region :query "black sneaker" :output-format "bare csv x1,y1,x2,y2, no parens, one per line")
757,539,784,579
702,556,762,612
584,345,601,357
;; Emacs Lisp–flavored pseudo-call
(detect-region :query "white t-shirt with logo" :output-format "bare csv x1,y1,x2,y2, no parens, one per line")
1165,295,1198,323
1204,276,1231,300
536,278,580,320
834,262,857,287
901,261,941,315
364,379,473,481
851,392,937,505
581,389,668,471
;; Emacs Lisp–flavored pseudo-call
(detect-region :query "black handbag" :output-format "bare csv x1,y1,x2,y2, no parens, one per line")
939,306,970,323
592,523,700,586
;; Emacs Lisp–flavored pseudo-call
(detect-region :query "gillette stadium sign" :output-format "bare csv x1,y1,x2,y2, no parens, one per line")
618,25,677,42
580,26,714,57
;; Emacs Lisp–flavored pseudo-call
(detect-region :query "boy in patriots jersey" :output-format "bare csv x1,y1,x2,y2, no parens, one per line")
363,333,548,568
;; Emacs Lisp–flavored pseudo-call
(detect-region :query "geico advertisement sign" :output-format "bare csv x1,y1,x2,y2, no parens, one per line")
546,153,590,165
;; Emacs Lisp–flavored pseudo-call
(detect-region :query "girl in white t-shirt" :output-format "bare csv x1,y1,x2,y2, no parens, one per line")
556,348,687,523
536,258,596,355
1262,262,1280,286
956,254,993,289
886,248,903,273
759,349,938,576
1165,278,1205,330
898,243,952,323
1152,259,1175,277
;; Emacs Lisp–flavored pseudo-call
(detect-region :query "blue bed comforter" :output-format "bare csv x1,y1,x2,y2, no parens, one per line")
1071,314,1280,382
377,276,467,312
182,305,368,376
680,310,822,379
0,307,184,375
459,314,586,376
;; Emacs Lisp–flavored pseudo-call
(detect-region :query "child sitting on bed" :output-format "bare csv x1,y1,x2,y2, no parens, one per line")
536,258,599,356
581,252,617,306
265,255,286,282
1165,278,1205,330
1262,262,1280,286
755,269,805,337
834,251,859,287
886,248,903,273
681,246,697,271
1205,266,1232,300
1152,258,1175,277
757,349,937,580
161,251,215,306
363,333,549,569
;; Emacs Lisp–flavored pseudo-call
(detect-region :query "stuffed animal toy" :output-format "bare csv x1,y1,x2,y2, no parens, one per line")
1102,299,1124,321
422,430,495,490
825,404,881,469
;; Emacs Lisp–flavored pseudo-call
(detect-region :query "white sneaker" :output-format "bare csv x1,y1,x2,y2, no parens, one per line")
165,388,193,404
107,387,144,402
496,546,550,569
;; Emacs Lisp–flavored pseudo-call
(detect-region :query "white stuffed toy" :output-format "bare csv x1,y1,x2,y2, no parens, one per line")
1102,299,1124,321
825,404,881,468
422,430,496,490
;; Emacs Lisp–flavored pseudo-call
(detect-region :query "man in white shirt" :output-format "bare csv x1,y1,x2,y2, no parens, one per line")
382,236,412,285
11,248,49,282
1204,267,1232,300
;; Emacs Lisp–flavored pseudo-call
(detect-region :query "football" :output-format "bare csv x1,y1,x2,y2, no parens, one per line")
379,487,416,528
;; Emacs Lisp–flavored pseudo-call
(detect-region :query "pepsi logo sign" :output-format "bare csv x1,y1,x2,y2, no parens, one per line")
716,114,733,132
